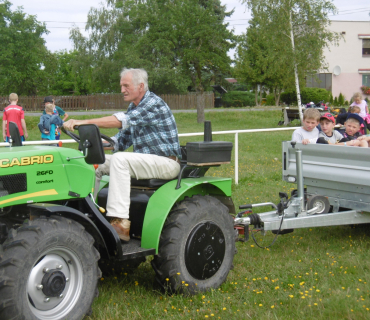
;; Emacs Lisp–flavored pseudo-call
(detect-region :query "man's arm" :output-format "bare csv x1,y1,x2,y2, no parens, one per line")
21,119,28,139
63,116,122,131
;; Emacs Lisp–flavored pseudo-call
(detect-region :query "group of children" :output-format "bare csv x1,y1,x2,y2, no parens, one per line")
292,92,370,148
2,93,68,143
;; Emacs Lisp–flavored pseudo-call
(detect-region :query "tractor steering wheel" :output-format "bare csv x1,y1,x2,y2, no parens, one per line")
61,126,115,149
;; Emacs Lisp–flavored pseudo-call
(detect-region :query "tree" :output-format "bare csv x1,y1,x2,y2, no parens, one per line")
171,0,235,122
70,0,190,95
43,50,91,96
240,0,340,118
70,0,235,122
0,0,49,95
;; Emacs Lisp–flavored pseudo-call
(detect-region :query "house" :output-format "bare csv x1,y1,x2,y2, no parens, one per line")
306,20,370,101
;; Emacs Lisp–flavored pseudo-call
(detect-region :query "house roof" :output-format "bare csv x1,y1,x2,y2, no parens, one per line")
225,78,237,83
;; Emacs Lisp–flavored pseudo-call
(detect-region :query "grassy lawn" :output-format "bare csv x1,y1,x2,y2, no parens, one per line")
22,110,370,319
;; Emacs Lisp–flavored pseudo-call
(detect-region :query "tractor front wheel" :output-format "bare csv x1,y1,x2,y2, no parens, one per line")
152,195,235,294
0,216,101,320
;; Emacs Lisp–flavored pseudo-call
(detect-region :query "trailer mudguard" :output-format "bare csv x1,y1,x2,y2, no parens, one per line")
141,176,233,253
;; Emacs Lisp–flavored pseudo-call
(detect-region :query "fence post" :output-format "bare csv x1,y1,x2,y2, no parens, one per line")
235,132,238,185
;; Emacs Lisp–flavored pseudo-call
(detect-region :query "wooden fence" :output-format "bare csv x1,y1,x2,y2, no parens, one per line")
0,92,214,112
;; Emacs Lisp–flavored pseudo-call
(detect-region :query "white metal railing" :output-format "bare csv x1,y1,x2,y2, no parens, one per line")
0,127,299,184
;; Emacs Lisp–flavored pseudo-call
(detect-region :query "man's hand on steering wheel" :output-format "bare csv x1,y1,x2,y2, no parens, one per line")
61,123,115,149
63,119,81,131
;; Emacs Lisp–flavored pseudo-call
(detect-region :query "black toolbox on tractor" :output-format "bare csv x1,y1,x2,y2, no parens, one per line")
185,121,233,165
186,141,233,164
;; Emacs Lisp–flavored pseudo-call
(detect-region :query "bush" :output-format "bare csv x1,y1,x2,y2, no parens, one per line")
333,96,338,106
266,94,275,106
222,91,255,107
280,88,330,105
280,91,297,105
232,83,252,91
338,92,345,106
329,92,334,104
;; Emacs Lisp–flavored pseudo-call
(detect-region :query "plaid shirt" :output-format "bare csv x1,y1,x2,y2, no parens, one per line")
112,91,181,158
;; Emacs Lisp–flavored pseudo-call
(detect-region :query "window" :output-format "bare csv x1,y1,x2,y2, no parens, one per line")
363,39,370,56
363,74,370,86
306,73,332,91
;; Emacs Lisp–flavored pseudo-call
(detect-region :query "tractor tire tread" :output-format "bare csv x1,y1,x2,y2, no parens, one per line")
152,195,235,294
0,216,100,320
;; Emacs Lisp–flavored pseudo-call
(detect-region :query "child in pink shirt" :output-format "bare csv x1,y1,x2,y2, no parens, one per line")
350,92,368,118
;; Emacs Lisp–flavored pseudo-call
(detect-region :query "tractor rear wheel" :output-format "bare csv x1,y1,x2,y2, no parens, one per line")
152,195,235,294
0,216,101,320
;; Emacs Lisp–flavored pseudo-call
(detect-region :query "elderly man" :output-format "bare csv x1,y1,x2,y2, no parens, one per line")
63,68,181,241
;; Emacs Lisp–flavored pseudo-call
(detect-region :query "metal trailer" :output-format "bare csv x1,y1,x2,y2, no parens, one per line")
234,141,370,238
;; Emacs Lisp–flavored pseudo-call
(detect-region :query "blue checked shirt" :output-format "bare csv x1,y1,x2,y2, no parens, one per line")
112,91,181,158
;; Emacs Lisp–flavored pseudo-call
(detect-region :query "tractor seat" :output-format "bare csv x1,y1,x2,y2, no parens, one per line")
131,178,175,188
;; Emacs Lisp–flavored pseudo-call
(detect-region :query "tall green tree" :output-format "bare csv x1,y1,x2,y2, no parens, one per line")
172,0,235,122
43,50,91,96
239,0,340,117
0,0,49,95
71,0,235,122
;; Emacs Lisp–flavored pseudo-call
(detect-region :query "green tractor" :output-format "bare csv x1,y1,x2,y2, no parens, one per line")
0,122,236,320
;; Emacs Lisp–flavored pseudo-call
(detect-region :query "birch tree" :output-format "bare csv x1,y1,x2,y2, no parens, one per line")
241,0,340,119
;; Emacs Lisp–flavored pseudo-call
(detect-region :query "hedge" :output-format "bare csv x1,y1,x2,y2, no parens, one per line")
222,91,255,107
280,88,330,105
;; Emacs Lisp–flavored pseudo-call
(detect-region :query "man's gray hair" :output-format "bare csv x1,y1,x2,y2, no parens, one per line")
120,68,148,91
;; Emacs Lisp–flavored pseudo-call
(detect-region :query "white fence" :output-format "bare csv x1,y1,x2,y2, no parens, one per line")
0,127,299,184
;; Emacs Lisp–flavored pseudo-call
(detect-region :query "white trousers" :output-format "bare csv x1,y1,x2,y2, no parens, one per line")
95,153,180,219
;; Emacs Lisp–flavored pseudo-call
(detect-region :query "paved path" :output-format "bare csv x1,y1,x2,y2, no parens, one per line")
22,108,278,116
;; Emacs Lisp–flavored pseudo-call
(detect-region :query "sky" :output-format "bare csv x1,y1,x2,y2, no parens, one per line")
9,0,370,55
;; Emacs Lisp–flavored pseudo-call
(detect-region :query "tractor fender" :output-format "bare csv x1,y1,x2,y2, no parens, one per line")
28,202,115,259
141,176,233,253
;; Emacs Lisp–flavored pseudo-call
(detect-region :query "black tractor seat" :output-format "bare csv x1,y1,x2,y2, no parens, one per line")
130,160,188,189
130,177,175,188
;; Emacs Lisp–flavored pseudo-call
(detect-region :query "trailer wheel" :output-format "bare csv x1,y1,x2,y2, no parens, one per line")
307,195,330,214
0,216,101,320
152,195,235,294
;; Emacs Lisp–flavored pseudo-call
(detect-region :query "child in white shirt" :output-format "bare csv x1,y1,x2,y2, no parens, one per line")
291,108,320,145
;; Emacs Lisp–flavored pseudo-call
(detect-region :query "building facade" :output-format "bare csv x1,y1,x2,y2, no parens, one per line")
307,20,370,102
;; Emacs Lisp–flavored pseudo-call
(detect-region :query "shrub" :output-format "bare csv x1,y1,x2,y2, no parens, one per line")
333,96,338,106
233,83,251,91
222,91,255,107
266,94,275,106
329,92,334,104
280,91,297,105
280,88,330,105
338,92,345,106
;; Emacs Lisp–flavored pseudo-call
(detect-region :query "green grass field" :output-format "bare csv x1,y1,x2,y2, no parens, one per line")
22,110,370,319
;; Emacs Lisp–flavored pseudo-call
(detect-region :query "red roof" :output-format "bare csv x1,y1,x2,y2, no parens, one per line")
225,78,237,83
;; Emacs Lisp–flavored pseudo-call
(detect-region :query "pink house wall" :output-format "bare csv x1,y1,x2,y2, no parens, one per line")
332,73,363,101
323,21,370,102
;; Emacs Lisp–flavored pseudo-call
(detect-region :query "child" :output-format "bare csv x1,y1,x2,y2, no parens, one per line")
291,108,321,145
317,113,343,144
336,106,361,125
2,93,28,142
350,92,368,118
38,103,64,143
336,113,368,147
42,96,69,140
